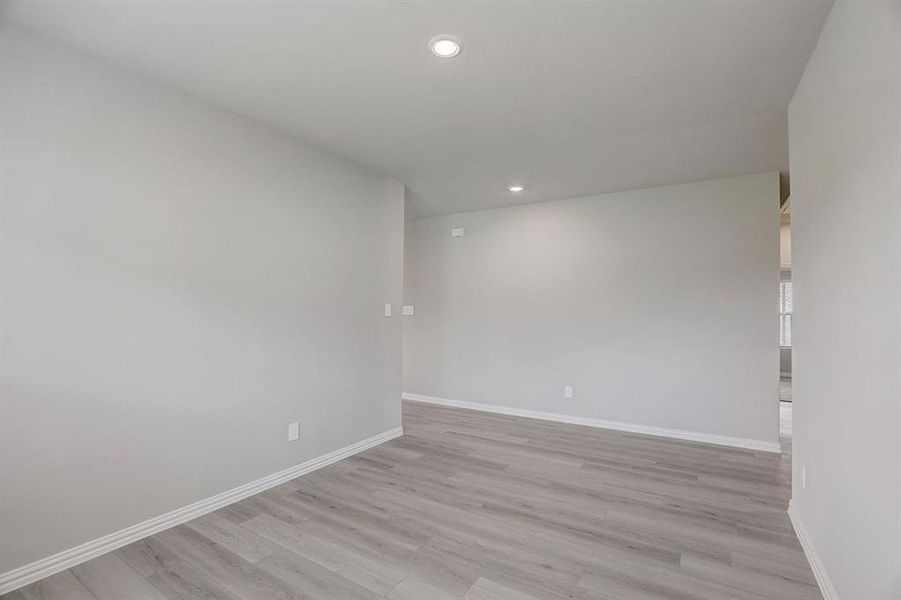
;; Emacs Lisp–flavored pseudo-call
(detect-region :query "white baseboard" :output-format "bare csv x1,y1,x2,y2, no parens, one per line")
0,426,404,594
788,500,839,600
402,393,781,453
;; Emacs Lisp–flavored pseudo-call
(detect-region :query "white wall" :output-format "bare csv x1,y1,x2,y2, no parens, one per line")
404,173,780,447
0,24,404,574
788,1,900,598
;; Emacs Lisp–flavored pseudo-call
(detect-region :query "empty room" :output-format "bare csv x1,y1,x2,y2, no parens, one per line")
0,1,898,599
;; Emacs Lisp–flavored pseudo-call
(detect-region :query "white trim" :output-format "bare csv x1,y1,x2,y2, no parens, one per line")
403,393,781,453
0,426,404,594
788,500,839,600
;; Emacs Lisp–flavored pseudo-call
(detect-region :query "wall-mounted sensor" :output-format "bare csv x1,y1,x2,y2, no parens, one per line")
451,227,465,238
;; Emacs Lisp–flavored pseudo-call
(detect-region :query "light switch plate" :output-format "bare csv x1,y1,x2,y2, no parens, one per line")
403,305,415,316
384,303,392,317
451,227,465,238
564,386,573,399
288,422,299,442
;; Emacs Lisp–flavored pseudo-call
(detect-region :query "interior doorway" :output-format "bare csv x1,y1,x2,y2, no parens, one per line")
780,198,792,397
779,196,792,446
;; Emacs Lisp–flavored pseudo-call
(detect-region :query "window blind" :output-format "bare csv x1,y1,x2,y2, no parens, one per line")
779,281,792,347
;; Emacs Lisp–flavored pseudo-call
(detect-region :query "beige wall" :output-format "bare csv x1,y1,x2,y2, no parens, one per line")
780,219,791,268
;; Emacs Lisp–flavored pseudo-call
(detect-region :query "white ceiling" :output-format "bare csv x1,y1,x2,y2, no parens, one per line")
2,0,832,218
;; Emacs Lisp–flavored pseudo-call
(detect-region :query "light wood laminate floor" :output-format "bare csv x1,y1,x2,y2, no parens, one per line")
4,400,819,600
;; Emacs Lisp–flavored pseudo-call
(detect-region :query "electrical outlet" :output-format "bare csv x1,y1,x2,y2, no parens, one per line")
564,386,573,399
801,466,807,490
288,422,299,442
402,305,415,316
451,227,465,238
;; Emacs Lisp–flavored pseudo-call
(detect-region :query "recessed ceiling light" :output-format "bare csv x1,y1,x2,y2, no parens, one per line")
429,35,462,58
507,184,525,193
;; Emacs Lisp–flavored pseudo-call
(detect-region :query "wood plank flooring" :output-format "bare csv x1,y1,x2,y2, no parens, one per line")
3,400,820,600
